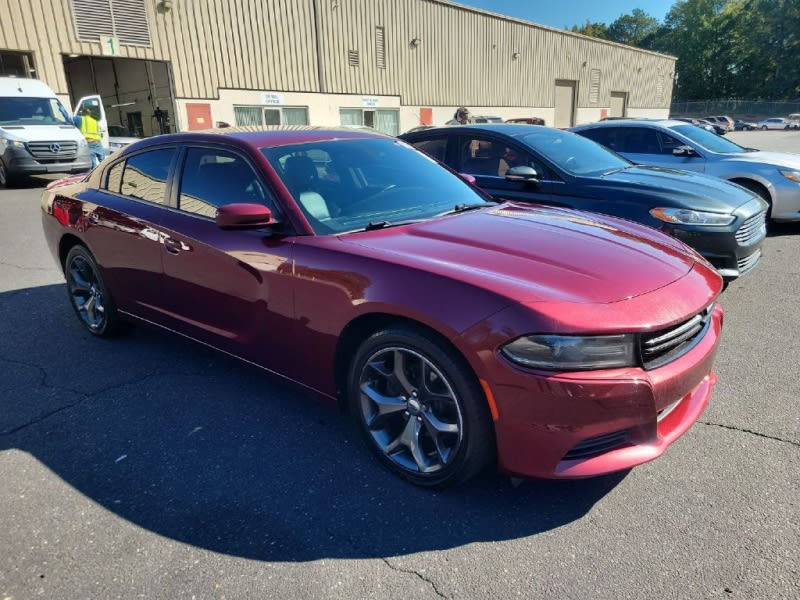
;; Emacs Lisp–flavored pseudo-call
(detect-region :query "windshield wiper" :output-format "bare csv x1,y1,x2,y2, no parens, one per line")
601,165,635,176
364,220,391,230
440,201,498,216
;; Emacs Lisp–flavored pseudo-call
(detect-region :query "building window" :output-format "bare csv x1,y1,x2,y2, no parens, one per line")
71,0,151,47
234,106,309,127
340,108,399,136
375,27,386,69
0,51,35,78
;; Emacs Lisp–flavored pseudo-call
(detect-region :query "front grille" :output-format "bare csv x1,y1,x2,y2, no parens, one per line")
735,211,767,246
737,248,762,274
26,140,78,160
639,305,713,370
562,430,631,461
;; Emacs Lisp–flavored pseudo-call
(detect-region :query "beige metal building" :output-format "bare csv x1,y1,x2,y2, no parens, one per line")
0,0,677,136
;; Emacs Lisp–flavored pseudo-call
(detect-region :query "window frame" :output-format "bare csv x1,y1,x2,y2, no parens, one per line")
102,145,179,206
233,105,310,127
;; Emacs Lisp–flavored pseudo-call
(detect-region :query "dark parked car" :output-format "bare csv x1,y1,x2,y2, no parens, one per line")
400,124,767,278
42,127,724,487
734,119,757,131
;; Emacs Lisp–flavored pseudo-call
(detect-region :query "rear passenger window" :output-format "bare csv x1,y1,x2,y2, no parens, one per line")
105,161,124,193
121,148,176,204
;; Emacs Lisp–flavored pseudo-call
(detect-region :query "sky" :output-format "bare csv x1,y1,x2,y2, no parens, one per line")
454,0,676,30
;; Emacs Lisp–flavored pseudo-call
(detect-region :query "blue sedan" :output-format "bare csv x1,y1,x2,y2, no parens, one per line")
399,124,768,279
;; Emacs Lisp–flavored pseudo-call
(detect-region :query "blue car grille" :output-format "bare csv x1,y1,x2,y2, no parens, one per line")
735,211,767,246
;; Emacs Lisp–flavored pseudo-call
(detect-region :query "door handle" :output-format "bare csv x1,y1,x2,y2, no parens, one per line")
164,237,182,255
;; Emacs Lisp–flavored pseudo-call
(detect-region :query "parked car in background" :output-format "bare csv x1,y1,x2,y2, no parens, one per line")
401,124,767,278
505,117,546,126
446,115,503,125
698,119,727,135
0,76,91,187
572,119,800,221
734,119,758,131
757,117,791,130
41,126,725,487
706,116,734,132
107,125,141,153
674,117,718,134
787,114,800,129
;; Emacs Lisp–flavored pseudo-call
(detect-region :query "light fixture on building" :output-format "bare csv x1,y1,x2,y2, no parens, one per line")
158,0,173,13
512,51,520,60
68,53,79,58
410,38,422,48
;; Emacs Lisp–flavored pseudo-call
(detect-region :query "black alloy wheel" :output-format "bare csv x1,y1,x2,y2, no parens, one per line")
349,326,494,488
64,245,121,337
0,159,13,188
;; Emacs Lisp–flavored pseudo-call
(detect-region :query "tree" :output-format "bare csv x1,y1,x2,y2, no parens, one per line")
571,21,609,40
606,8,660,46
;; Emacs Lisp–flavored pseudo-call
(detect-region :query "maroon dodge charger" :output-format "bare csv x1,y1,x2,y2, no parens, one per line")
41,127,724,487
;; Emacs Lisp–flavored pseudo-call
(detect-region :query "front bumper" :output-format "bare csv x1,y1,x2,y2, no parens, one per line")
2,145,92,177
663,198,767,278
463,301,723,480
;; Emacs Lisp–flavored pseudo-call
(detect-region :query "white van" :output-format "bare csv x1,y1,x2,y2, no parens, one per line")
0,77,91,187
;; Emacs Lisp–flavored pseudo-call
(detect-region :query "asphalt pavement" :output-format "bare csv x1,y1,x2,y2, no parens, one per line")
1,130,798,599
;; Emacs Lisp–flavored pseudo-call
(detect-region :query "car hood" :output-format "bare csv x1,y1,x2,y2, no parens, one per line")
0,124,84,142
592,165,756,211
344,203,699,305
718,150,800,170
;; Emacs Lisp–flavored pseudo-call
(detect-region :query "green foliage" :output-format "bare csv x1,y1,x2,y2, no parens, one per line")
569,0,800,101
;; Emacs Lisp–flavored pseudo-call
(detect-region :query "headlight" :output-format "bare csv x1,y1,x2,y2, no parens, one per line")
501,334,636,370
77,137,87,147
650,207,734,226
780,170,800,183
7,139,25,148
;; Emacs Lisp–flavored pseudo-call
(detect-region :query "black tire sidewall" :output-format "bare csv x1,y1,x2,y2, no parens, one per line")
347,326,494,488
64,245,120,337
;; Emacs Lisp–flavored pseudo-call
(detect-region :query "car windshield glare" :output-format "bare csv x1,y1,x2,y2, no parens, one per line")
670,124,746,154
0,96,71,126
262,138,489,234
521,130,630,176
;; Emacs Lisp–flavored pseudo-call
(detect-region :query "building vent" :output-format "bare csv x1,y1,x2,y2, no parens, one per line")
348,49,360,67
376,27,386,69
589,68,601,104
71,0,151,47
656,75,665,104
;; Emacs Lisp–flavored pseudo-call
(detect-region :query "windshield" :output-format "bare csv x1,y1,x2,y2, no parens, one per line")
0,96,71,126
670,124,747,154
521,129,631,176
262,138,490,234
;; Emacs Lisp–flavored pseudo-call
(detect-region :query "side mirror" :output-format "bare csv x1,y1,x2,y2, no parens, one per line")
216,203,277,230
459,173,477,185
505,165,540,183
672,145,696,157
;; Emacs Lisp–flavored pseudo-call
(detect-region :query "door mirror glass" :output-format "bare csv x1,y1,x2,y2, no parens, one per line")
672,145,695,157
505,165,540,182
216,203,277,230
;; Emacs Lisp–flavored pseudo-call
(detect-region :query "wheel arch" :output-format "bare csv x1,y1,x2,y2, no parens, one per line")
333,312,486,413
58,233,89,271
728,177,772,210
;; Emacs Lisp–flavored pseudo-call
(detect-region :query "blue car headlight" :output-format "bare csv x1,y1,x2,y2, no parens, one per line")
650,207,734,226
501,334,637,370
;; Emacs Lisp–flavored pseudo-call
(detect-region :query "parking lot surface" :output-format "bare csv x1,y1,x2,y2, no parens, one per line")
1,130,798,599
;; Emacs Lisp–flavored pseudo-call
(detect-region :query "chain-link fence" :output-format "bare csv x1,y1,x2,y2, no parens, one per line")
670,99,800,119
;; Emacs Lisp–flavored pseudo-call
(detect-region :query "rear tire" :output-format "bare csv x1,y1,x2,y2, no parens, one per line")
348,326,495,488
64,245,122,337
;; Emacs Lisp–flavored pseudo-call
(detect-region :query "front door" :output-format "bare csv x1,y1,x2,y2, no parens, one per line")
155,144,297,372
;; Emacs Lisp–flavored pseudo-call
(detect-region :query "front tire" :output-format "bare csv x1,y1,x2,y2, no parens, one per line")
64,245,121,337
0,159,16,188
348,326,494,488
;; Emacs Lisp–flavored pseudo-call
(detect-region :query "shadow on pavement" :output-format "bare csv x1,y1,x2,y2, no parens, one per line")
0,284,625,562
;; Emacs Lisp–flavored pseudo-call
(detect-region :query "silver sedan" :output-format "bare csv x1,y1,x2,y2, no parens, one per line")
571,119,800,222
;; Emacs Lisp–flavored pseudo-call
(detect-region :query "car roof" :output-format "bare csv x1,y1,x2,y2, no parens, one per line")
572,119,687,130
400,123,562,139
127,125,391,152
